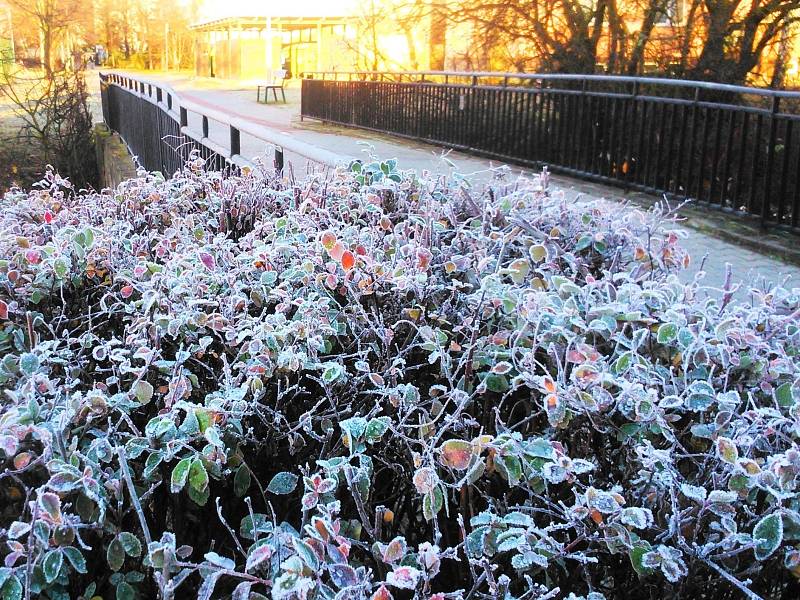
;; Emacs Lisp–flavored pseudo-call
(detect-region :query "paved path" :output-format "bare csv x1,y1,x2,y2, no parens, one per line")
103,71,800,294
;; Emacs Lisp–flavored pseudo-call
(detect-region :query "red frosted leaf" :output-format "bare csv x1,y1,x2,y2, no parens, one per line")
380,537,407,564
44,211,53,224
341,251,355,272
120,285,134,299
371,584,394,600
413,467,438,494
567,350,586,363
245,543,272,572
199,252,216,269
0,299,8,320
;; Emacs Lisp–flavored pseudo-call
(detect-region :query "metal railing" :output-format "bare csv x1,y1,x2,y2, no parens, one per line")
101,72,362,177
301,71,800,233
100,73,242,175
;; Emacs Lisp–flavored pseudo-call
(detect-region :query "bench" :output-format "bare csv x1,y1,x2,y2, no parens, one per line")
257,69,287,104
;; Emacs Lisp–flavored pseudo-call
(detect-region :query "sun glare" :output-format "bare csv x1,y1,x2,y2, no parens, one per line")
198,0,362,20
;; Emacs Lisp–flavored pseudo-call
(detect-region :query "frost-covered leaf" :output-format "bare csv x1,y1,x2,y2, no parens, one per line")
267,471,299,495
753,513,783,560
618,507,653,530
438,439,473,470
680,483,707,503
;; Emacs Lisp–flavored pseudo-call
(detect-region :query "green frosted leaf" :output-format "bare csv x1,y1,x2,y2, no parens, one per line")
657,323,677,344
234,464,251,497
754,513,783,560
62,547,87,574
267,471,298,495
107,538,125,571
171,457,192,494
365,417,391,443
43,549,63,583
119,532,142,557
19,353,40,377
133,380,154,404
188,458,209,493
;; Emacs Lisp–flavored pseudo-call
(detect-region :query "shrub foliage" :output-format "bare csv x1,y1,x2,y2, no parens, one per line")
1,160,799,600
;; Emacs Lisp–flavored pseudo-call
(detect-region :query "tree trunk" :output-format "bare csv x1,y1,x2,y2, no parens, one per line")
626,0,667,75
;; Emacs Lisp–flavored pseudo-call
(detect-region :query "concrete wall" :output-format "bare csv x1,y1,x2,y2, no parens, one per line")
94,124,137,189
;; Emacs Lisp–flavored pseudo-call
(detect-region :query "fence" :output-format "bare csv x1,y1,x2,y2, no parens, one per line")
99,73,286,176
301,71,800,233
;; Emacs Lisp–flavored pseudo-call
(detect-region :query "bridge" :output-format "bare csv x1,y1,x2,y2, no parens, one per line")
100,70,800,236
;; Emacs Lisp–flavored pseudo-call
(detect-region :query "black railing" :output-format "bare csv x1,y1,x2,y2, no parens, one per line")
301,71,800,233
101,73,234,174
100,73,292,176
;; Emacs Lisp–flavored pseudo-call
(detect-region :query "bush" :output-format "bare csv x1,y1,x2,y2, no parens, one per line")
0,67,98,192
1,159,799,600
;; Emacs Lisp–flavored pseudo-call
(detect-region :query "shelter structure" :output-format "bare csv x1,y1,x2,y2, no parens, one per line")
190,14,357,81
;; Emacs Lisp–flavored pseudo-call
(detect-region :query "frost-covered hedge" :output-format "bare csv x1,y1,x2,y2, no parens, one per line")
1,161,799,600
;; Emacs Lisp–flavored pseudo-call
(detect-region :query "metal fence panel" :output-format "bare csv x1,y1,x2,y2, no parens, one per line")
301,72,800,233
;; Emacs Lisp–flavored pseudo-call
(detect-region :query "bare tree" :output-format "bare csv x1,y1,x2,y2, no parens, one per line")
689,0,800,85
7,0,81,75
450,0,610,73
449,0,800,85
1,66,97,189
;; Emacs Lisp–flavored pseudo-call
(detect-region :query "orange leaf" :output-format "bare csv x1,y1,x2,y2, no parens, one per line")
341,250,355,271
439,439,473,470
14,452,32,469
371,585,394,600
321,231,336,250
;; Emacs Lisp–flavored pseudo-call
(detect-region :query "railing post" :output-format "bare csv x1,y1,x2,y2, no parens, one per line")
180,107,188,128
761,95,780,229
202,116,209,138
230,125,241,157
274,146,284,173
157,87,162,103
167,94,172,111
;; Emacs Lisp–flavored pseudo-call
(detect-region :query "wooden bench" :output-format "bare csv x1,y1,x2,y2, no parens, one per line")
257,70,287,104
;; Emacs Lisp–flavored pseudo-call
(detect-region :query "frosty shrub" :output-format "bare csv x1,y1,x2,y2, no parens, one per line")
1,159,799,600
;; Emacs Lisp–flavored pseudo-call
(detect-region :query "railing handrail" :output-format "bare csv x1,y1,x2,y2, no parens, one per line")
300,70,800,100
99,71,349,169
301,74,800,233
